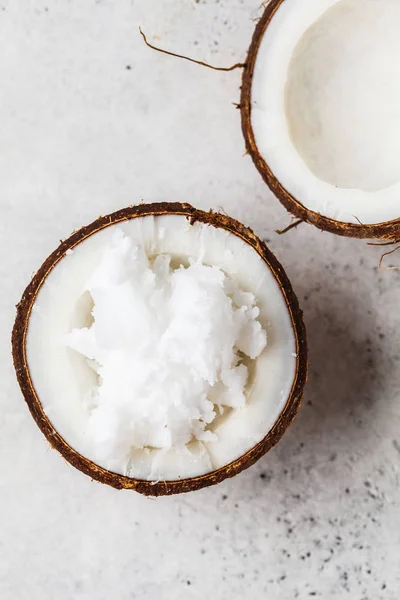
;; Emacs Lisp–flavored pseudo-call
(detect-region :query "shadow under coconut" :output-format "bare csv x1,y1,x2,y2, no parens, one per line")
243,279,384,499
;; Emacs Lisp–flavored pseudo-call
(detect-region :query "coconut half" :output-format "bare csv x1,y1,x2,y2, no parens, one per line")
12,203,307,495
241,0,400,239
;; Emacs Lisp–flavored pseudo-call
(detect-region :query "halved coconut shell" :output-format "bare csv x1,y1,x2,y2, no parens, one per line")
241,0,400,240
12,202,307,495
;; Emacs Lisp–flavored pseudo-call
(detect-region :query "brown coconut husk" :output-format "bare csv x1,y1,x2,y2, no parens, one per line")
240,0,400,241
12,202,307,496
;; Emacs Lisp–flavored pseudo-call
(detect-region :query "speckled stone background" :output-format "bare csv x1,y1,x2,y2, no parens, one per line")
1,1,400,598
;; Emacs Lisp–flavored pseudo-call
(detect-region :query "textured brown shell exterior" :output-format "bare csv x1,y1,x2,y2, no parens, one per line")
241,0,400,241
12,202,307,496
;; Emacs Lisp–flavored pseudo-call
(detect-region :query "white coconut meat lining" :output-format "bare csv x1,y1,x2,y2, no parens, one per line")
251,0,400,225
26,215,297,481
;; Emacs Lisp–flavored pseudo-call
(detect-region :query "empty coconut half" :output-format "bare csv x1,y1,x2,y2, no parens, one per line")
12,203,307,495
241,0,400,239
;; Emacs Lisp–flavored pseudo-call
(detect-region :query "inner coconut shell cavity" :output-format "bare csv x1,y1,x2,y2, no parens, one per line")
12,202,307,496
241,0,400,240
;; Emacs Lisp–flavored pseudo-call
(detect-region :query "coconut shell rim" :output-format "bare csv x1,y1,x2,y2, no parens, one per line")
240,0,400,241
12,201,308,496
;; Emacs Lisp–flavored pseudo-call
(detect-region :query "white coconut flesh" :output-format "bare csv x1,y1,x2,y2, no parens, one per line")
26,215,297,481
251,0,400,225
